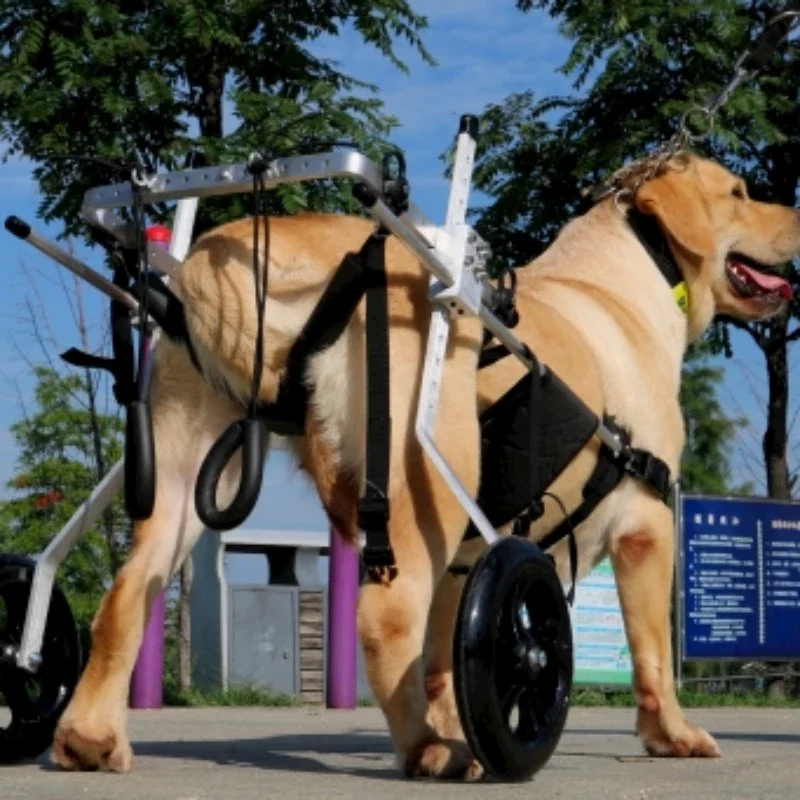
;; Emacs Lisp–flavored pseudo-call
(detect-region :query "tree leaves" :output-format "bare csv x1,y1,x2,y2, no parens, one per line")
466,0,800,494
0,0,431,239
0,366,128,630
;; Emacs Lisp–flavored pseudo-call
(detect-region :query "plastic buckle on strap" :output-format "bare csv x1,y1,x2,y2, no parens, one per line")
358,489,396,582
358,490,390,533
624,448,671,501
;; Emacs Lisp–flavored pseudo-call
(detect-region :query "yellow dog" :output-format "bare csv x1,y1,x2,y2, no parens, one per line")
53,152,800,779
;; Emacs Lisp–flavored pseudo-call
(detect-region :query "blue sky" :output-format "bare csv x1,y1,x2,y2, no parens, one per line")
0,0,794,557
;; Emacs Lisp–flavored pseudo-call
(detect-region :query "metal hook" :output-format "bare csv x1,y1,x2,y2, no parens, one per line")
130,168,156,190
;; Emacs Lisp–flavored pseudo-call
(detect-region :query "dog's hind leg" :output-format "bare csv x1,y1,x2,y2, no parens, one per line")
609,493,721,759
352,312,484,780
419,537,486,765
52,342,249,773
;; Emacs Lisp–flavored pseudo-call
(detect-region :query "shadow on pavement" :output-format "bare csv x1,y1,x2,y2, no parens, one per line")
122,729,398,780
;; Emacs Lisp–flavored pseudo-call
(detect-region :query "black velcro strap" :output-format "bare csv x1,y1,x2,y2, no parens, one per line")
358,486,392,569
536,445,626,553
478,343,510,369
61,258,137,408
60,347,117,372
358,231,395,579
110,262,137,406
258,249,369,436
623,447,672,501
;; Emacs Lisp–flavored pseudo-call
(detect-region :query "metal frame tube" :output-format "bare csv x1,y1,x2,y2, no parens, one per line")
15,197,199,673
8,222,139,312
11,115,621,671
17,462,125,670
82,151,385,211
412,119,501,545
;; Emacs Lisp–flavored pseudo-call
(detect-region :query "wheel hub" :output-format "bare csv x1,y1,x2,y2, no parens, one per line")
524,642,548,678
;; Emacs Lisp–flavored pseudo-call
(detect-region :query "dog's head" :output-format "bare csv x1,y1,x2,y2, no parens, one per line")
633,153,800,340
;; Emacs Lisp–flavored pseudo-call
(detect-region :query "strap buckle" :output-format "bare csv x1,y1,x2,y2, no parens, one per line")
358,486,396,582
623,447,671,501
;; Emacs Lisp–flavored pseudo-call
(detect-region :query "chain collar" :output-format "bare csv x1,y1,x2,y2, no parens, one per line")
587,4,800,207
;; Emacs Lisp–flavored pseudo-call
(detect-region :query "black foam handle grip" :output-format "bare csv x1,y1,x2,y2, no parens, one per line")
125,401,156,520
744,5,800,70
4,215,31,239
195,417,265,531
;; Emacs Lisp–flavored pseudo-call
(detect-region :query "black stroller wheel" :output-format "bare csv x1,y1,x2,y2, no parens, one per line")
454,536,573,781
0,554,82,763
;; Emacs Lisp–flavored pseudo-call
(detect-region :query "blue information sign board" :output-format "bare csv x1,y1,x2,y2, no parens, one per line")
681,495,800,660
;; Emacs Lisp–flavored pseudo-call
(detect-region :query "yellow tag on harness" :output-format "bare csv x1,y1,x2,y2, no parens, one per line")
673,282,689,315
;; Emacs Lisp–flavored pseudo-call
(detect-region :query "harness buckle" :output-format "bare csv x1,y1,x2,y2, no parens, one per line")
358,489,390,536
358,486,396,582
623,447,671,501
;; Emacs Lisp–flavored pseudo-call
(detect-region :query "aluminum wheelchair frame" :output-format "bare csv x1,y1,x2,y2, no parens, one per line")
8,113,626,676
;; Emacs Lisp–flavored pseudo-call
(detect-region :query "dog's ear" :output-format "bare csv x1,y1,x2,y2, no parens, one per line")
634,163,716,258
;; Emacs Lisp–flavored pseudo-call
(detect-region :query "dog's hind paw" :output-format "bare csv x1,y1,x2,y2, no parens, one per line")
52,717,133,773
403,737,483,780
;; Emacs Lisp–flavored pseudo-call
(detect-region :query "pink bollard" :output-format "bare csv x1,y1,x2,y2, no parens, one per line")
326,527,360,708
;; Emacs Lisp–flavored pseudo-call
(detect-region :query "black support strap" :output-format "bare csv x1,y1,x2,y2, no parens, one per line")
535,417,672,553
258,247,372,436
357,230,395,581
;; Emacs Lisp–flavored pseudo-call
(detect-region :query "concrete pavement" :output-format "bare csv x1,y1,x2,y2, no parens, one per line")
2,706,799,799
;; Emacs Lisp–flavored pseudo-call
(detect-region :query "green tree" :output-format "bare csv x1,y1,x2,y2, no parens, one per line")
0,366,127,630
470,1,799,499
679,343,752,496
0,0,433,237
0,0,435,689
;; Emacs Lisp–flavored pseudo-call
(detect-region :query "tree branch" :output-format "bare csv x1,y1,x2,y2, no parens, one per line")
785,326,800,344
721,316,768,350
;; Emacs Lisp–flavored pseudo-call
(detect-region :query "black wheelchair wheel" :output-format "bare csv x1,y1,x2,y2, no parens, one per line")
0,554,82,764
453,536,573,782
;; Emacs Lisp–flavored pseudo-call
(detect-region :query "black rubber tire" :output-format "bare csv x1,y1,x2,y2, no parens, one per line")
0,554,82,764
453,536,573,782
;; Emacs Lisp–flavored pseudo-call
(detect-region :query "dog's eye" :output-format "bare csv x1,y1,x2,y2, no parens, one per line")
732,184,746,199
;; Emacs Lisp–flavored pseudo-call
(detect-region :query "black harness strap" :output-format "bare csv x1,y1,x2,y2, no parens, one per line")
357,230,395,581
62,256,137,407
258,244,373,436
535,417,671,553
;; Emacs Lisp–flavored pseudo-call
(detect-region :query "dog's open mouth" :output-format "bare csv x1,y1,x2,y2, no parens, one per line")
726,253,793,303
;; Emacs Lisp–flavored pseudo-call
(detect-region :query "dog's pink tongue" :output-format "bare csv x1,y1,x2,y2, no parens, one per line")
733,261,794,300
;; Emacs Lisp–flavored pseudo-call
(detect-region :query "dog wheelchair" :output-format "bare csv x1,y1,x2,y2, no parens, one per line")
4,2,798,777
0,112,672,780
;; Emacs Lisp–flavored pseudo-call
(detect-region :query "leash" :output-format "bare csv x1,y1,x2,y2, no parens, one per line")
589,1,800,204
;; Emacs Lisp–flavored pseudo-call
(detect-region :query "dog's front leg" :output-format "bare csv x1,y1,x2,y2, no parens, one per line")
52,351,244,772
610,496,720,758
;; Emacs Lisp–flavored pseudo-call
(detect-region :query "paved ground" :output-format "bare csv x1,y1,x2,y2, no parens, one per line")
2,706,799,799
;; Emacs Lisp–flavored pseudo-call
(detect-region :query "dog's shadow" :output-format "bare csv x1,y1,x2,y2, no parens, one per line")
115,729,398,780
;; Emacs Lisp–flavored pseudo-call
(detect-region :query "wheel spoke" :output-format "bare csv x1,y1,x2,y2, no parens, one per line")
0,587,27,637
499,677,527,720
546,638,573,675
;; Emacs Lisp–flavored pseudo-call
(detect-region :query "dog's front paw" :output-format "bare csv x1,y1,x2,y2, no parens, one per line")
637,706,721,758
403,737,483,781
53,713,133,773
